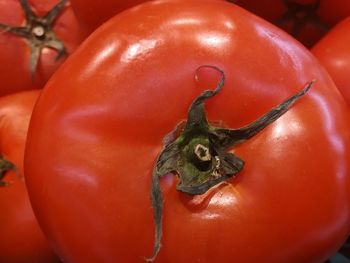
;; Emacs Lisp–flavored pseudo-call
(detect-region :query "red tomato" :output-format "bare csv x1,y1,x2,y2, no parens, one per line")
0,90,60,263
232,0,350,47
311,17,350,106
70,0,150,33
24,1,350,263
0,0,87,96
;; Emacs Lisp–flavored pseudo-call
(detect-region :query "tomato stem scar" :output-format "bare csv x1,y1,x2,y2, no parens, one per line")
146,65,314,261
0,0,68,78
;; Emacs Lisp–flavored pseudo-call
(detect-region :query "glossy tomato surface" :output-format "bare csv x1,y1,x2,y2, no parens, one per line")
311,17,350,105
0,0,87,96
70,0,150,33
24,1,350,262
232,0,350,47
0,90,60,263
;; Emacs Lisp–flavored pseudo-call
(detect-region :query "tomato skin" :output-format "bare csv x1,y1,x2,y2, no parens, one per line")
0,0,87,96
233,0,350,47
24,1,350,263
311,17,350,106
0,90,60,263
69,0,150,33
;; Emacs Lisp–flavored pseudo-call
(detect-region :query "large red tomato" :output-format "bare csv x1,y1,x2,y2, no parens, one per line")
69,0,150,33
231,0,350,47
0,90,60,263
0,0,87,96
311,17,350,106
24,1,350,262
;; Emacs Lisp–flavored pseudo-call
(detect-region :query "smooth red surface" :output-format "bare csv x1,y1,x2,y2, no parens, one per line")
70,0,150,33
25,1,350,262
0,90,60,263
234,0,350,47
0,0,87,96
311,17,350,106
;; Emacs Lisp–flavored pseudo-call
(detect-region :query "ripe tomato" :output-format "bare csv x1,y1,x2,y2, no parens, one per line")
231,0,350,47
24,1,350,262
0,90,60,263
311,17,350,106
0,0,87,96
69,0,150,33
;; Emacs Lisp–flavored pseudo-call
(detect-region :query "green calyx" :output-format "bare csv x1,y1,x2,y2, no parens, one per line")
0,0,68,77
0,155,16,187
145,65,313,262
276,0,329,38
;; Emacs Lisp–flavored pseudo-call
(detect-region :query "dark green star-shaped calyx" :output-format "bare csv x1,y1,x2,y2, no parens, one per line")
145,65,313,262
0,0,68,77
0,155,16,187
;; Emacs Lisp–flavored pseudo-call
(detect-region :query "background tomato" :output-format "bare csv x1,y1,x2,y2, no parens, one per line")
0,0,87,96
0,90,60,263
230,0,350,47
69,0,150,33
24,1,350,263
311,17,350,106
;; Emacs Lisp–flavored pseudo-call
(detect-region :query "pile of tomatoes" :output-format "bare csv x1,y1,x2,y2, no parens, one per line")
1,1,350,263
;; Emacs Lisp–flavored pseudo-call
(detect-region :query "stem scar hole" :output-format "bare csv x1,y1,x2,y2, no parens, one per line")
194,144,211,161
32,25,45,38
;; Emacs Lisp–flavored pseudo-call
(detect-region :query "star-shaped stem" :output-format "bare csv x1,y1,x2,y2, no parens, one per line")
276,0,330,37
0,0,68,77
145,65,313,261
0,155,17,187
